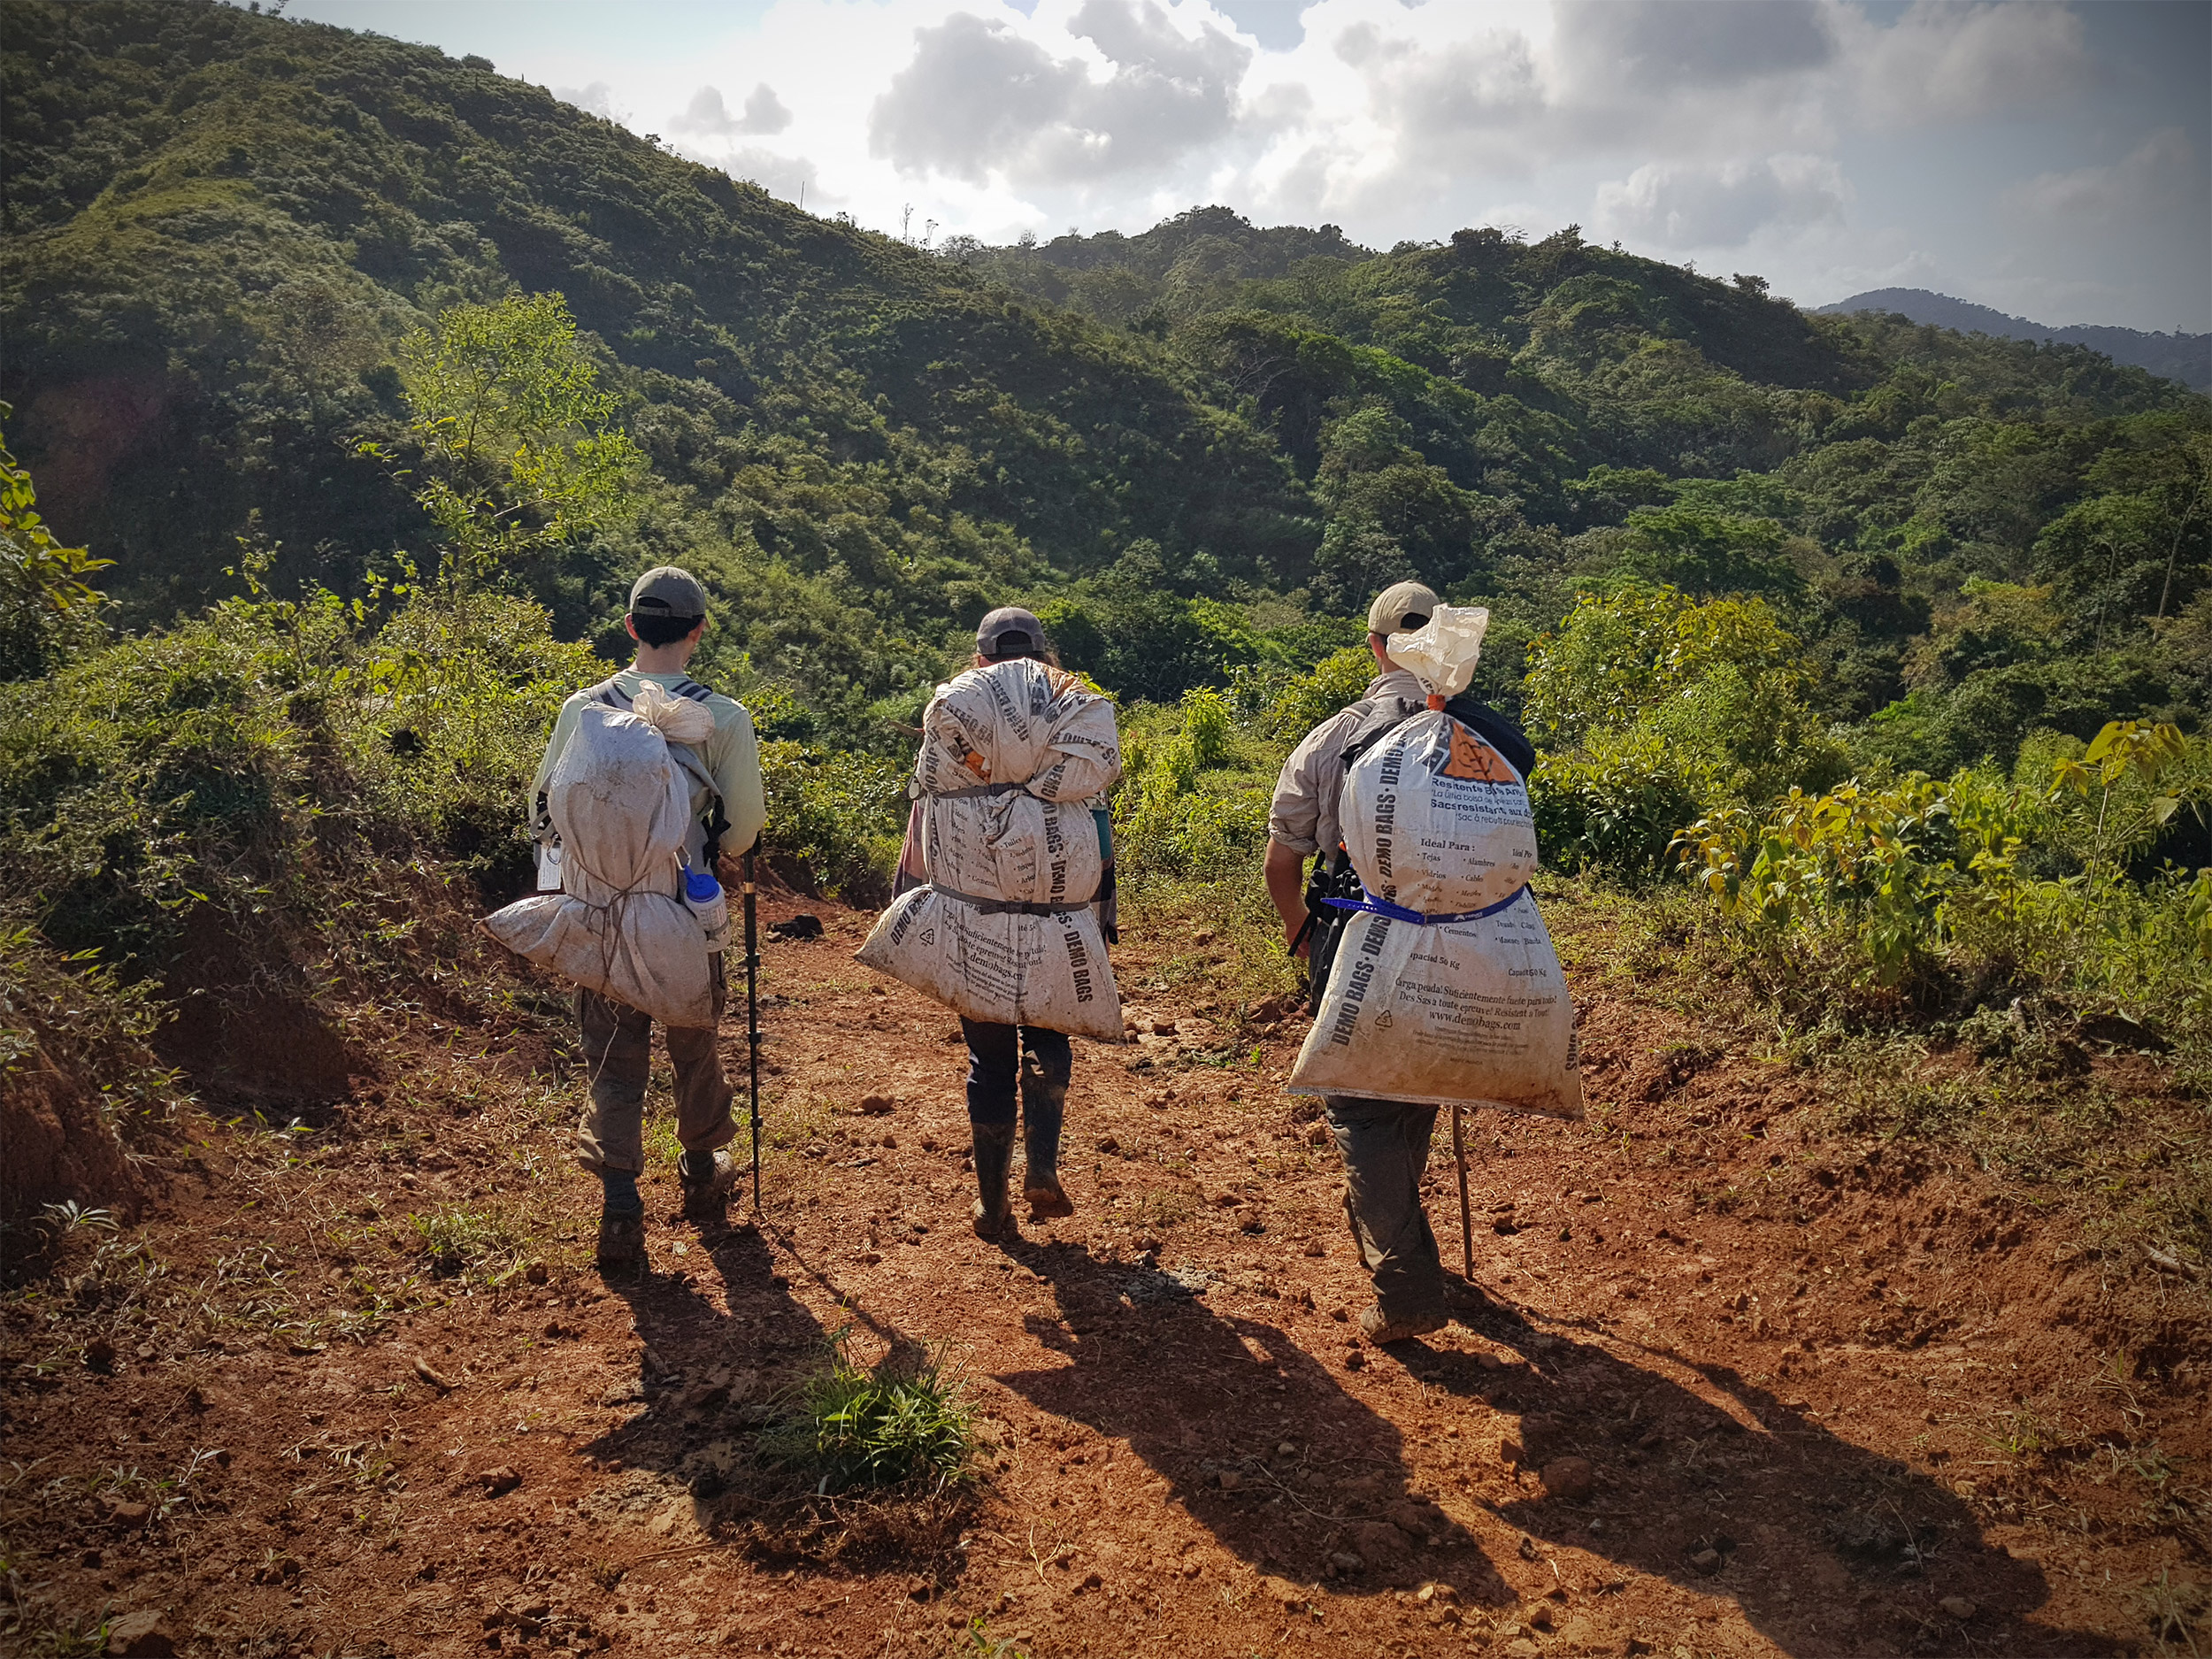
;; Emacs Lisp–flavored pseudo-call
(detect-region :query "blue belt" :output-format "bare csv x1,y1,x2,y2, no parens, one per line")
1324,884,1528,926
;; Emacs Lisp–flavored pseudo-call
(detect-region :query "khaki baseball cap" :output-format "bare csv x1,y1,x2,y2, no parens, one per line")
1367,580,1440,636
628,565,708,618
976,604,1046,658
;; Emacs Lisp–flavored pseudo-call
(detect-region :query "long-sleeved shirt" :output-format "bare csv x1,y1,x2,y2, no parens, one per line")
529,668,766,871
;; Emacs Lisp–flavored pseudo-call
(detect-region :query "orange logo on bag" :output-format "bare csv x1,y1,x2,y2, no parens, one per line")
1440,721,1517,782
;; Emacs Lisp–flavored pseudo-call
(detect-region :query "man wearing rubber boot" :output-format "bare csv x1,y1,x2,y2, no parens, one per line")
529,566,766,1271
963,1021,1072,1235
931,607,1111,1238
1263,581,1534,1343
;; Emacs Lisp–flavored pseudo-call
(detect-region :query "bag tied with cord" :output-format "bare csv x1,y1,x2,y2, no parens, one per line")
857,658,1124,1041
483,683,721,1029
1288,607,1582,1120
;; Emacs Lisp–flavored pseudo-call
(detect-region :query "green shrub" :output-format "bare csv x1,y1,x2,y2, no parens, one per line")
1671,778,1960,992
1671,729,2212,1029
0,410,111,682
1530,731,1700,879
760,742,909,902
1264,644,1374,741
762,1327,972,1494
1524,585,1809,749
0,584,602,970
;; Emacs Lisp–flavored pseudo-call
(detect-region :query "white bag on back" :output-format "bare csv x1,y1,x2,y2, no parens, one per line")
1287,895,1582,1119
484,696,718,1029
1288,605,1580,1118
921,793,1103,909
1338,711,1538,915
860,659,1124,1036
860,886,1122,1041
915,659,1120,803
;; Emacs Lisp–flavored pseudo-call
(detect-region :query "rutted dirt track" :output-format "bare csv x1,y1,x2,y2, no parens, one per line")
4,891,2207,1657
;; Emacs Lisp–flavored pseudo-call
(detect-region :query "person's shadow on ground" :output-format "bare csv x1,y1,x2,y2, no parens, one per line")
991,1233,1519,1609
580,1217,828,1517
1365,1294,2119,1658
580,1210,971,1584
979,1228,2122,1656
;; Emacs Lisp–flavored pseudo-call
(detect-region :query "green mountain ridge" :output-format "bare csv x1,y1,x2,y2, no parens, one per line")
4,0,2208,774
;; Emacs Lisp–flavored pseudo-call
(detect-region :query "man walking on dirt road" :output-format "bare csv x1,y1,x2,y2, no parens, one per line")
1263,580,1536,1343
530,566,766,1271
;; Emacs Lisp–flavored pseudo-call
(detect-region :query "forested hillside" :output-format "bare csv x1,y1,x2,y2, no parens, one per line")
1819,288,2212,393
6,0,2208,771
6,8,2212,1654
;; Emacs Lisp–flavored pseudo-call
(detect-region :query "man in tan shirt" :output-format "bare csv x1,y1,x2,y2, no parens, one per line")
1264,581,1534,1343
530,566,766,1271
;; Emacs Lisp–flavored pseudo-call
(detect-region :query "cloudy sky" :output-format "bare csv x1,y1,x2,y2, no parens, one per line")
279,0,2209,332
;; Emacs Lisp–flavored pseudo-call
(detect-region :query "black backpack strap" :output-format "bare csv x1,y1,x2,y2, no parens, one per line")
1335,690,1536,780
1336,694,1424,773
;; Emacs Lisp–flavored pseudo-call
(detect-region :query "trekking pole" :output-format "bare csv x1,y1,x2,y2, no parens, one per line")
1451,1101,1475,1283
743,849,763,1212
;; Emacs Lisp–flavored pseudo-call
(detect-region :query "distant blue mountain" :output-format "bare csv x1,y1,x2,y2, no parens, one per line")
1817,288,2209,392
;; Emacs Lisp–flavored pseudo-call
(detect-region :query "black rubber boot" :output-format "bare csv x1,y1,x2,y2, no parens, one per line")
595,1169,646,1273
970,1120,1017,1239
1019,1050,1072,1220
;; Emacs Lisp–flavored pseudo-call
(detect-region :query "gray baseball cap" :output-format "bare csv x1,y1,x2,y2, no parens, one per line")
976,605,1046,658
1367,580,1440,636
628,565,708,618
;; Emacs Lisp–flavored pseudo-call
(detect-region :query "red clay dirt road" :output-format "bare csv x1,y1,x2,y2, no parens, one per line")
4,890,2205,1657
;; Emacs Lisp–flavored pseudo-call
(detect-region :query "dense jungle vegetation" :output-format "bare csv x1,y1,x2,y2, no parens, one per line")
3,1,2210,1237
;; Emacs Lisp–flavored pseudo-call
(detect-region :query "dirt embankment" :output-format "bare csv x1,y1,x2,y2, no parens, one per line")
3,894,2206,1658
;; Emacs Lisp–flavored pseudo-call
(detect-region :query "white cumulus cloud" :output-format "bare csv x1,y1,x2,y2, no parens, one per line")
2005,127,2198,223
675,83,794,139
480,0,2200,327
868,0,1252,187
1594,154,1852,250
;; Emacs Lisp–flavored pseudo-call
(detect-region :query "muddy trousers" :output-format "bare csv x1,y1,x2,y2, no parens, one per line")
573,962,735,1179
1326,1095,1446,1321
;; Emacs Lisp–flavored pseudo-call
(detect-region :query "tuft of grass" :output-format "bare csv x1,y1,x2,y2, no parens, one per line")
406,1205,529,1284
2134,1569,2208,1657
761,1326,972,1494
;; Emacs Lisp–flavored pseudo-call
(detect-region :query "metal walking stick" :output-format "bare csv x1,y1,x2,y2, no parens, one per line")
1451,1101,1475,1283
743,849,763,1211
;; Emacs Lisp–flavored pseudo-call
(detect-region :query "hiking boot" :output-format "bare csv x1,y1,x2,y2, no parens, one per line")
1019,1052,1073,1220
971,1120,1018,1240
679,1149,736,1218
595,1210,646,1272
1359,1303,1447,1344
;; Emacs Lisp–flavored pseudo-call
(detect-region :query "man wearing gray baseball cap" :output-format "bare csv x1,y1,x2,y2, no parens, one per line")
1262,581,1534,1343
528,565,767,1270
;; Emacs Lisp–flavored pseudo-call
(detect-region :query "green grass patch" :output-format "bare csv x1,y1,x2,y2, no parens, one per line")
761,1327,973,1494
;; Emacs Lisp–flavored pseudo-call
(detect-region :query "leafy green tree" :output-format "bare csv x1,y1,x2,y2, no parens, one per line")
1525,585,1841,806
365,292,642,588
1525,586,1803,744
0,408,111,680
1610,504,1803,601
2036,427,2212,629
